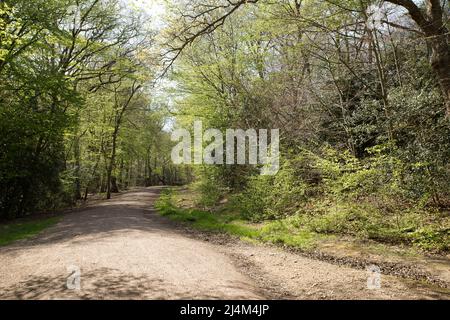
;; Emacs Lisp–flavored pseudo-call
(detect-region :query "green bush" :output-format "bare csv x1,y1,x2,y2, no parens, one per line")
191,125,449,252
411,227,449,252
233,153,319,221
190,166,231,208
233,175,274,221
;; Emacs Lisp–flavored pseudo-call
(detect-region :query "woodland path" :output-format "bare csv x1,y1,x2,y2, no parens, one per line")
0,187,447,299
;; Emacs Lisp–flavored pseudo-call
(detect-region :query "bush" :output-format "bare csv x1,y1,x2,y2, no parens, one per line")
411,227,450,252
233,175,274,221
233,154,314,221
193,167,228,208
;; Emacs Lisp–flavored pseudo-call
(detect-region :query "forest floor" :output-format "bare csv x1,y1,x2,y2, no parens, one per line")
0,187,448,299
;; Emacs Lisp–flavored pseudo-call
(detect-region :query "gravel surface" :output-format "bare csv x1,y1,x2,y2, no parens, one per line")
0,187,448,300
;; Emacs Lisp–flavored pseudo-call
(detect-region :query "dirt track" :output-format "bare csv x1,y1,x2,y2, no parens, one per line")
0,187,448,299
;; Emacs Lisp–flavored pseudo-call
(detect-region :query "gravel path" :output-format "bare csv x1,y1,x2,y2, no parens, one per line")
0,187,448,300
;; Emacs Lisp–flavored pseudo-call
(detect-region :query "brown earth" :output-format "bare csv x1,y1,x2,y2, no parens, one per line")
0,187,448,300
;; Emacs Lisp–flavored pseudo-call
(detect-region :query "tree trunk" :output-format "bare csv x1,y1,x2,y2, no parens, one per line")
106,131,118,200
125,163,130,189
100,173,106,193
74,137,82,200
386,0,450,117
430,35,450,117
110,176,119,193
119,159,125,189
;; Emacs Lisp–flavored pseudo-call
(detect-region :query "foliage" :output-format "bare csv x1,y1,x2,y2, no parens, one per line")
226,148,449,252
156,188,319,250
165,1,450,252
0,0,190,218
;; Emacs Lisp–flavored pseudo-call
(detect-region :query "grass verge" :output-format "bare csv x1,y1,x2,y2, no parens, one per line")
155,188,322,250
0,216,60,246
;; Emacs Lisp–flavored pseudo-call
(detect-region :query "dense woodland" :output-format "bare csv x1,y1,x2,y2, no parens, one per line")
0,0,449,251
0,0,186,219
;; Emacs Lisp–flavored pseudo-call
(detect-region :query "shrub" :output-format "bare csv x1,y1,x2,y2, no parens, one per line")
193,167,228,208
